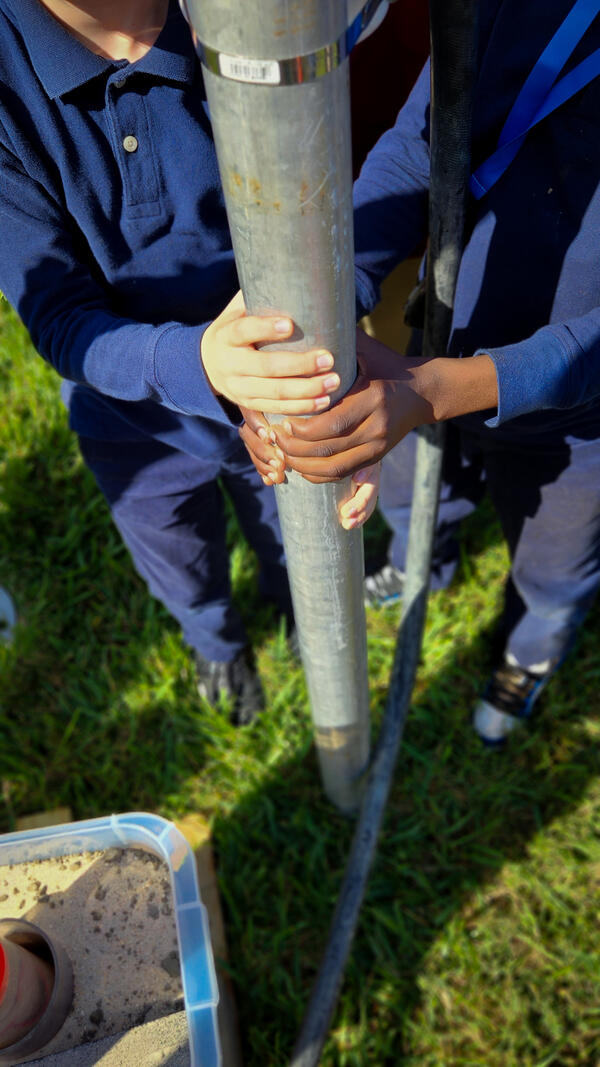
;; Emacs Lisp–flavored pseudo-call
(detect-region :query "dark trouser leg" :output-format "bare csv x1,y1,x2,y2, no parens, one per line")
379,424,486,590
78,435,247,663
221,439,292,616
483,433,600,670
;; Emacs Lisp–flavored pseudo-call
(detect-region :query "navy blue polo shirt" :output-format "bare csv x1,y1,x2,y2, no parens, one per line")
3,0,600,440
354,0,600,434
0,0,240,454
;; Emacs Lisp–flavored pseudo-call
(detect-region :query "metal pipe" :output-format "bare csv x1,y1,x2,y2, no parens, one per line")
290,0,480,1061
184,0,370,813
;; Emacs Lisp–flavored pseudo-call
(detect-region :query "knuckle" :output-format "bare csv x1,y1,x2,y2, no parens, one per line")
332,414,352,437
258,352,272,377
372,410,388,440
231,318,247,346
326,462,345,482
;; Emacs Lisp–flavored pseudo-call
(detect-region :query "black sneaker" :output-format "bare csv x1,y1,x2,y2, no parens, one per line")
194,648,265,727
363,564,405,607
473,653,555,745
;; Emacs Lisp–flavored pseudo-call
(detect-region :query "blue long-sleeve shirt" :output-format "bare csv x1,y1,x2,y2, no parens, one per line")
353,0,600,434
2,0,600,444
0,0,240,455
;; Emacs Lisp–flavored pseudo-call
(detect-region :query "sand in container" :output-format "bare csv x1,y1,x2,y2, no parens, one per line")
0,846,185,1059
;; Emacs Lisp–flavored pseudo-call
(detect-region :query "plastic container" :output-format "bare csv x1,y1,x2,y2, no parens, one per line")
0,813,221,1067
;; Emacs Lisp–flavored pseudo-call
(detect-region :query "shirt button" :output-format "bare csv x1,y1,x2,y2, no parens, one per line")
122,135,138,153
114,78,126,89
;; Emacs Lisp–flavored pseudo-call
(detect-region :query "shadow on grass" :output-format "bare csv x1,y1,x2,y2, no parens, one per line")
209,598,600,1066
0,440,213,823
0,438,301,826
2,435,598,1065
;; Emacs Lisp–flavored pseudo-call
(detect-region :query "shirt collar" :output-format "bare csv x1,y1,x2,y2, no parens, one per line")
135,2,197,86
17,0,196,101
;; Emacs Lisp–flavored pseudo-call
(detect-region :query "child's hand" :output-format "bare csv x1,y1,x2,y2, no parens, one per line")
239,407,380,528
201,291,340,415
266,329,434,481
338,463,380,530
238,408,286,486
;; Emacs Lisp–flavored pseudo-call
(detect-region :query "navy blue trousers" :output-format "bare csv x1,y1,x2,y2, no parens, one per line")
380,421,600,670
78,432,290,663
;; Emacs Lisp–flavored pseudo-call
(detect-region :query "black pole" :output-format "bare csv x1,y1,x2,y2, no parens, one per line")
289,4,479,1064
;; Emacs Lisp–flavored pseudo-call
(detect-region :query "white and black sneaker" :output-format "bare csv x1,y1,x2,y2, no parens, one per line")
473,652,556,745
363,564,405,608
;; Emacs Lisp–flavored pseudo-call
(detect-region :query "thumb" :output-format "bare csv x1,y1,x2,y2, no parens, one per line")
338,462,381,530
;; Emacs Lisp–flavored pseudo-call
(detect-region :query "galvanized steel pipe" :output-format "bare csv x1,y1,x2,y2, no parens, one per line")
184,0,370,812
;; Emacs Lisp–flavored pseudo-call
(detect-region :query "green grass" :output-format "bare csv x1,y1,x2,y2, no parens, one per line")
2,301,600,1066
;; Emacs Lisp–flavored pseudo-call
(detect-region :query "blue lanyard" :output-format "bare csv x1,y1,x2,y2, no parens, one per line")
471,0,600,199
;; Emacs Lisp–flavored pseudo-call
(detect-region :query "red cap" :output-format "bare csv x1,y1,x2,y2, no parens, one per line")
0,942,7,1005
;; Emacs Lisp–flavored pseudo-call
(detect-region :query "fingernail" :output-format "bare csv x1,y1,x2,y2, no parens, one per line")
275,318,291,333
323,374,339,392
314,396,330,410
269,458,281,470
344,517,358,530
268,430,277,444
275,447,285,462
353,469,368,485
262,476,271,486
282,421,292,435
257,427,268,441
316,352,334,369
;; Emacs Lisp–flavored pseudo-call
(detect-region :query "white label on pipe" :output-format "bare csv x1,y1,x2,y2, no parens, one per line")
218,53,281,85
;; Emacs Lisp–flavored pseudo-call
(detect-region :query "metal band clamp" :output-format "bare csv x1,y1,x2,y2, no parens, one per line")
196,0,385,86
